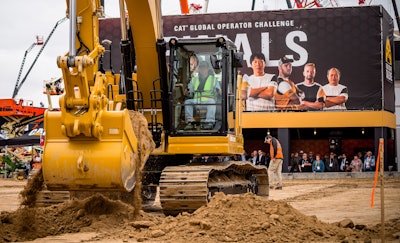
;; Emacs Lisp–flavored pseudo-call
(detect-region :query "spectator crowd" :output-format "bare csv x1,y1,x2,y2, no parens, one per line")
288,150,376,173
191,149,376,174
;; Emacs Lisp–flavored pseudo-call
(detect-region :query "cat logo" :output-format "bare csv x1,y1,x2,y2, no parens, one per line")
385,37,392,65
385,37,393,82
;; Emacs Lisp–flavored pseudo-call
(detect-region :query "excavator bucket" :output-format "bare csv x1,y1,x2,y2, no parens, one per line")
42,110,154,192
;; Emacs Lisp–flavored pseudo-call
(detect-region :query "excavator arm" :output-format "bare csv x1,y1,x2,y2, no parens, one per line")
42,0,154,192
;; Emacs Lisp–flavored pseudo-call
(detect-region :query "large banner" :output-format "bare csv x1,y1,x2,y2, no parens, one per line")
99,5,395,112
162,6,395,112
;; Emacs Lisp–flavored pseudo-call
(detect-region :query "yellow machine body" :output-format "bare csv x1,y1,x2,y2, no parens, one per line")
41,1,265,216
43,109,138,191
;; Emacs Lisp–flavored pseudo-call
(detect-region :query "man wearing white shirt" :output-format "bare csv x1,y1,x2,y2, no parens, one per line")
241,53,277,111
322,67,348,110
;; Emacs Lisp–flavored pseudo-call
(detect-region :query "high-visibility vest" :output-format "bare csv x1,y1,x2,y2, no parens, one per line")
192,75,217,100
270,138,284,159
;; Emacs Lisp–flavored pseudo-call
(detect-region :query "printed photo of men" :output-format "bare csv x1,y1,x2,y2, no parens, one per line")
273,56,304,110
322,67,348,110
296,63,325,111
241,53,277,111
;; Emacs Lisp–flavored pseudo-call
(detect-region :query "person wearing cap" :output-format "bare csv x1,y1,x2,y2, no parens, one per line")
363,151,375,171
322,67,348,110
325,152,339,172
296,63,326,110
264,135,284,189
241,53,277,111
184,60,220,130
273,56,305,110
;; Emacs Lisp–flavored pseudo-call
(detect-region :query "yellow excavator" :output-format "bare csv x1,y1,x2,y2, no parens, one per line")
42,0,268,216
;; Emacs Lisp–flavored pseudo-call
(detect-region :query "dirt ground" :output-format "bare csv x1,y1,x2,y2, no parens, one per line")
0,176,399,242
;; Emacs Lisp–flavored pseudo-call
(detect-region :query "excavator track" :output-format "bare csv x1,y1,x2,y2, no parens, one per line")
159,161,268,216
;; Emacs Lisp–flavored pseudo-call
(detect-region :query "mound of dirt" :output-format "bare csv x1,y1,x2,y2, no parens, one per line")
1,192,399,242
124,192,399,242
0,194,157,242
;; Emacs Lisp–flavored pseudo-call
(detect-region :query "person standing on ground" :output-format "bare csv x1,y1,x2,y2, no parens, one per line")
289,152,300,172
241,150,248,162
363,151,376,171
250,150,258,165
264,135,284,189
325,152,339,172
312,154,325,172
257,149,266,166
299,152,312,172
339,153,350,172
308,151,315,163
350,154,363,172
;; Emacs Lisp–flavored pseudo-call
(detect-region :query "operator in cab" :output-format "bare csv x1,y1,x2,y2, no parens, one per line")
184,60,220,130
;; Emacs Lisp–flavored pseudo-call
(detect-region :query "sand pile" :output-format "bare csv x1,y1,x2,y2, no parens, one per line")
124,192,399,242
1,191,399,242
0,194,159,242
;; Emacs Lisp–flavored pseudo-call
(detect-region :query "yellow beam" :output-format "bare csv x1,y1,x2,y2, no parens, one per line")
241,110,396,129
167,135,243,155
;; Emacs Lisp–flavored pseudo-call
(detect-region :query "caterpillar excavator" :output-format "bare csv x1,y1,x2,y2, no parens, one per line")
42,0,268,216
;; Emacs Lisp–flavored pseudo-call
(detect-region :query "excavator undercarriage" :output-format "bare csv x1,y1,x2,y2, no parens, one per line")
159,162,268,216
65,161,268,216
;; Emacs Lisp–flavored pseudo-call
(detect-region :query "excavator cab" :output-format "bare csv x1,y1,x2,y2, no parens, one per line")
145,37,271,216
167,37,242,136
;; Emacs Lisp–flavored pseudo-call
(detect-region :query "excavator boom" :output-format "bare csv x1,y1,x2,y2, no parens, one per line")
42,0,268,216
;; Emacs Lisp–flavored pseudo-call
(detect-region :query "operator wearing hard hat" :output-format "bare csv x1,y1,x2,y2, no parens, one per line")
273,56,304,110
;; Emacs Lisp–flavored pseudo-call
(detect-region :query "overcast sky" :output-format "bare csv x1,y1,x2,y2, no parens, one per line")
0,0,397,108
